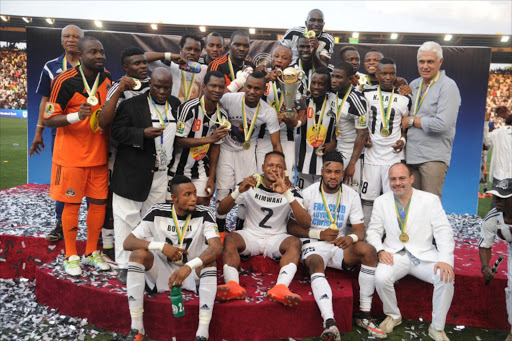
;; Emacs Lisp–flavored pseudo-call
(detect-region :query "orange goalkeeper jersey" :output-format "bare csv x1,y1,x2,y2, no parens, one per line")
45,66,112,167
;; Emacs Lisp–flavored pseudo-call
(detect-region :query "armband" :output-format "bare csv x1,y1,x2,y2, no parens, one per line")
283,189,296,204
231,188,240,200
148,241,165,252
348,234,359,243
66,112,81,124
185,257,203,270
308,229,321,240
164,52,172,62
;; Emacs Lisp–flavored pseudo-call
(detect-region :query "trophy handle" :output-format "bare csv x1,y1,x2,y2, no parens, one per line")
296,70,306,82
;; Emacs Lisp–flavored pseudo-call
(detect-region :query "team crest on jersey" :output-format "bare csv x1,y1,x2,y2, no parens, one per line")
177,122,185,134
65,188,76,197
45,103,55,117
356,115,367,127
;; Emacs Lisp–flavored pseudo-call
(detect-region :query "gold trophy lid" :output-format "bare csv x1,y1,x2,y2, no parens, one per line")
281,67,300,84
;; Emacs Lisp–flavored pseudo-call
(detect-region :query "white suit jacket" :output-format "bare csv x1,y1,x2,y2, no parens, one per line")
366,189,454,267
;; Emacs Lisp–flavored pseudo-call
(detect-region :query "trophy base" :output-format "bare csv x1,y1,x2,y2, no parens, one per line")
283,109,295,118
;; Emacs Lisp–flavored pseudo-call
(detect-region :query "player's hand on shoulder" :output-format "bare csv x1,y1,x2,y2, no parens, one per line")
378,250,394,265
434,262,454,283
349,75,360,87
168,265,192,288
320,228,338,241
391,139,405,153
481,264,495,281
398,84,412,96
162,243,188,262
118,76,137,92
78,102,92,120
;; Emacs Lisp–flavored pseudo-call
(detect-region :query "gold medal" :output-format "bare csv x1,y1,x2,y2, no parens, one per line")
329,223,338,230
221,118,232,130
380,127,390,137
133,78,141,90
87,96,98,106
305,30,316,38
399,232,409,243
173,251,184,264
315,146,325,156
243,141,251,150
335,127,340,137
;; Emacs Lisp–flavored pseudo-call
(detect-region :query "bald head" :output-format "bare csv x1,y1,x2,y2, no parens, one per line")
150,67,173,104
61,25,83,55
306,9,325,35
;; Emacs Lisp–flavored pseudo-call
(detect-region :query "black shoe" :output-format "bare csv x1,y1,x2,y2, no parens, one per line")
126,329,146,341
196,336,207,341
117,268,128,285
46,221,63,242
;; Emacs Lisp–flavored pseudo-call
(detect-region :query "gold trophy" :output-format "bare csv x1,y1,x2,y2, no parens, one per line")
277,67,305,118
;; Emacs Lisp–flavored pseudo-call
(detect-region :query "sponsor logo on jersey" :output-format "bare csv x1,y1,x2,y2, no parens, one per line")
45,102,55,117
65,188,76,197
177,122,185,134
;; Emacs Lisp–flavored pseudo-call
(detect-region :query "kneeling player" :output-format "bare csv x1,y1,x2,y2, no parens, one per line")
123,175,222,341
217,151,310,306
288,151,386,340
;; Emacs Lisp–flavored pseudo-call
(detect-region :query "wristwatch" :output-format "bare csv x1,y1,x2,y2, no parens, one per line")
408,117,415,128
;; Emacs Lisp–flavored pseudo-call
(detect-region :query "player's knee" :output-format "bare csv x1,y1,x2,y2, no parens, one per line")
223,233,239,251
305,255,324,273
129,249,152,263
356,241,377,260
283,236,302,254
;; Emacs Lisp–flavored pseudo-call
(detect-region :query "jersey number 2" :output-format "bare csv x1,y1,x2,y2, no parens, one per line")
259,208,274,229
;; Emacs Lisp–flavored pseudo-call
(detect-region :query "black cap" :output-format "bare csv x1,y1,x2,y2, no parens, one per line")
487,178,512,198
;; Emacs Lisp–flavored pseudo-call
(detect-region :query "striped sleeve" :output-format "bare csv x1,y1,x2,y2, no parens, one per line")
45,69,77,118
176,100,197,137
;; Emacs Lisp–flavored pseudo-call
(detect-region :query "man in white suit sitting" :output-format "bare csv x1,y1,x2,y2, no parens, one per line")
366,162,455,341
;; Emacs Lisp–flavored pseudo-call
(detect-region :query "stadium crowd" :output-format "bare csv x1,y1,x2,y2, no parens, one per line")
0,47,27,110
18,9,512,341
487,69,512,128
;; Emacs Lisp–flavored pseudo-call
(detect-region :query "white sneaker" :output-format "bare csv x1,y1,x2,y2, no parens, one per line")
83,250,111,271
356,316,387,339
379,315,402,334
428,324,450,341
64,255,82,276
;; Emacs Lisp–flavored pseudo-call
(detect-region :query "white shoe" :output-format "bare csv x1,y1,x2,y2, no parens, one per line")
379,315,402,334
64,255,82,276
83,250,110,271
428,324,450,341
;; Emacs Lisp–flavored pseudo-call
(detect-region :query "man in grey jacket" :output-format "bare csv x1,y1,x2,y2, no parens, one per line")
402,41,461,198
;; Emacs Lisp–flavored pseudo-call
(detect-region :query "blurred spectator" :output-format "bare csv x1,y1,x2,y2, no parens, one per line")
0,47,27,110
486,69,512,128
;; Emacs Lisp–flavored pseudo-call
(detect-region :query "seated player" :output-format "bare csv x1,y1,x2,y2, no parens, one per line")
288,151,386,340
216,151,310,306
123,175,222,341
361,58,411,227
168,71,230,206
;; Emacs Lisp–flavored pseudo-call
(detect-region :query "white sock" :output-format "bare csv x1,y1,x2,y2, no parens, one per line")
101,227,114,249
223,264,239,284
127,262,145,334
197,267,217,339
359,264,376,312
311,273,334,322
276,263,297,287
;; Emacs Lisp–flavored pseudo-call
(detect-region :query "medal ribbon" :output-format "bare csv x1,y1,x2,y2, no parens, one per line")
200,96,221,123
149,94,170,127
227,55,235,81
335,85,352,123
78,65,100,99
311,96,328,139
242,97,260,143
320,182,342,227
394,196,411,235
171,205,191,248
378,85,394,131
62,55,80,71
299,59,314,90
181,70,196,101
413,72,440,116
271,82,284,113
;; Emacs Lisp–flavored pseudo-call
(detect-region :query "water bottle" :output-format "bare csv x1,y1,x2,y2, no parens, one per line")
170,286,185,318
179,61,201,73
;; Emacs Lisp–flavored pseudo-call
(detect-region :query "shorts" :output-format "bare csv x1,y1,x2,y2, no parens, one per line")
50,163,108,203
235,229,290,260
216,145,257,191
296,172,321,190
300,239,345,270
166,174,208,201
360,163,393,201
145,246,207,293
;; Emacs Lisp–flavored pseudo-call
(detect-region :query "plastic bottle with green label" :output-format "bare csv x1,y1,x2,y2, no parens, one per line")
170,286,185,318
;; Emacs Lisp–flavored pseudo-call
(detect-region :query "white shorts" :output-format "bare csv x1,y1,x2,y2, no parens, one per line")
301,239,345,270
166,175,208,201
235,229,290,261
145,247,206,294
296,172,321,190
216,145,257,191
256,138,296,183
361,163,393,201
339,151,363,194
